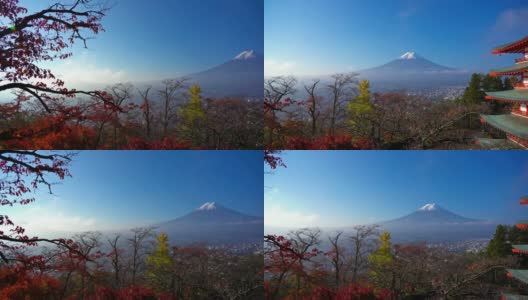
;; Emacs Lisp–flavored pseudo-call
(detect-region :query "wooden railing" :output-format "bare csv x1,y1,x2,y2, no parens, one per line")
512,107,528,117
507,134,528,149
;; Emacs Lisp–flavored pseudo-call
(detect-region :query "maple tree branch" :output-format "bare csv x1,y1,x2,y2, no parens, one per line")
0,1,106,40
0,251,8,264
18,86,51,113
0,82,116,112
0,236,92,263
0,150,72,161
0,151,73,193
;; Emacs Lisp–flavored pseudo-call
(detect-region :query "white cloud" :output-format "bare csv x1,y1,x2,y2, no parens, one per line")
51,51,130,87
265,204,320,228
494,7,528,33
265,187,320,228
265,59,296,76
8,196,100,236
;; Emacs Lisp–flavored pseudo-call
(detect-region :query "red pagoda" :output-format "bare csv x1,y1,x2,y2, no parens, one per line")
480,36,528,149
502,196,528,300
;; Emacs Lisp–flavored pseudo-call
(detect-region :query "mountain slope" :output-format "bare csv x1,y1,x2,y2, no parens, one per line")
155,202,263,245
189,50,263,98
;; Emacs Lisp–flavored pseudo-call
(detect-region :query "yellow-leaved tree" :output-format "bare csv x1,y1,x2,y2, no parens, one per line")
146,233,174,292
348,80,374,139
178,84,206,146
368,231,393,289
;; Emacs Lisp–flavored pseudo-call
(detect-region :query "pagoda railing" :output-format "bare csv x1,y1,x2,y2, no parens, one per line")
514,83,527,88
512,107,528,116
507,133,528,149
516,57,528,64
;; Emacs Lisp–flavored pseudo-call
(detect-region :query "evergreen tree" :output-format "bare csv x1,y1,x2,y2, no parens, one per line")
178,84,206,145
369,231,393,288
482,74,504,92
461,73,485,105
481,74,507,114
486,225,511,258
146,233,174,292
504,76,515,90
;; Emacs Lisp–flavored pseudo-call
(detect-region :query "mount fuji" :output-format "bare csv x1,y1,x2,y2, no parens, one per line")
380,203,496,242
358,51,470,90
154,202,263,245
188,50,263,98
383,203,478,225
363,51,456,73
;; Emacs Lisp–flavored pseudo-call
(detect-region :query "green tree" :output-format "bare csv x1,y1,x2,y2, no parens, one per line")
348,80,373,121
486,225,511,258
146,233,174,292
481,74,504,92
461,73,485,105
481,74,507,114
369,231,393,288
178,84,206,145
503,76,515,90
348,80,374,139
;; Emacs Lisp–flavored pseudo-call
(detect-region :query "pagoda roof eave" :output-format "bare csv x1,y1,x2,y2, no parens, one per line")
485,90,528,103
507,269,528,284
476,138,523,150
513,245,528,255
480,114,528,141
493,36,528,54
502,293,528,300
490,63,528,76
517,224,528,229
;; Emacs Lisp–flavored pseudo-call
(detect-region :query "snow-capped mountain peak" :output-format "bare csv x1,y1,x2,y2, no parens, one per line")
399,51,417,60
198,202,217,211
419,203,437,211
234,50,256,60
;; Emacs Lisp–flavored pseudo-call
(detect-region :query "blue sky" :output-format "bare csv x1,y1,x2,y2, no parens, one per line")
265,0,528,76
7,151,263,235
21,0,263,86
265,151,528,228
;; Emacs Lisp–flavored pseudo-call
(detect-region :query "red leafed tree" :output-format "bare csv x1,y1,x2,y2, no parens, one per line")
87,285,176,300
264,150,285,170
0,150,79,264
302,284,394,300
0,0,114,148
285,134,376,150
0,151,98,298
0,265,61,300
264,234,321,299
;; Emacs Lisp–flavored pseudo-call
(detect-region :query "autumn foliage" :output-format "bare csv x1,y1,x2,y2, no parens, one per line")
285,135,376,150
0,152,264,299
302,285,394,300
0,0,262,150
264,74,493,150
